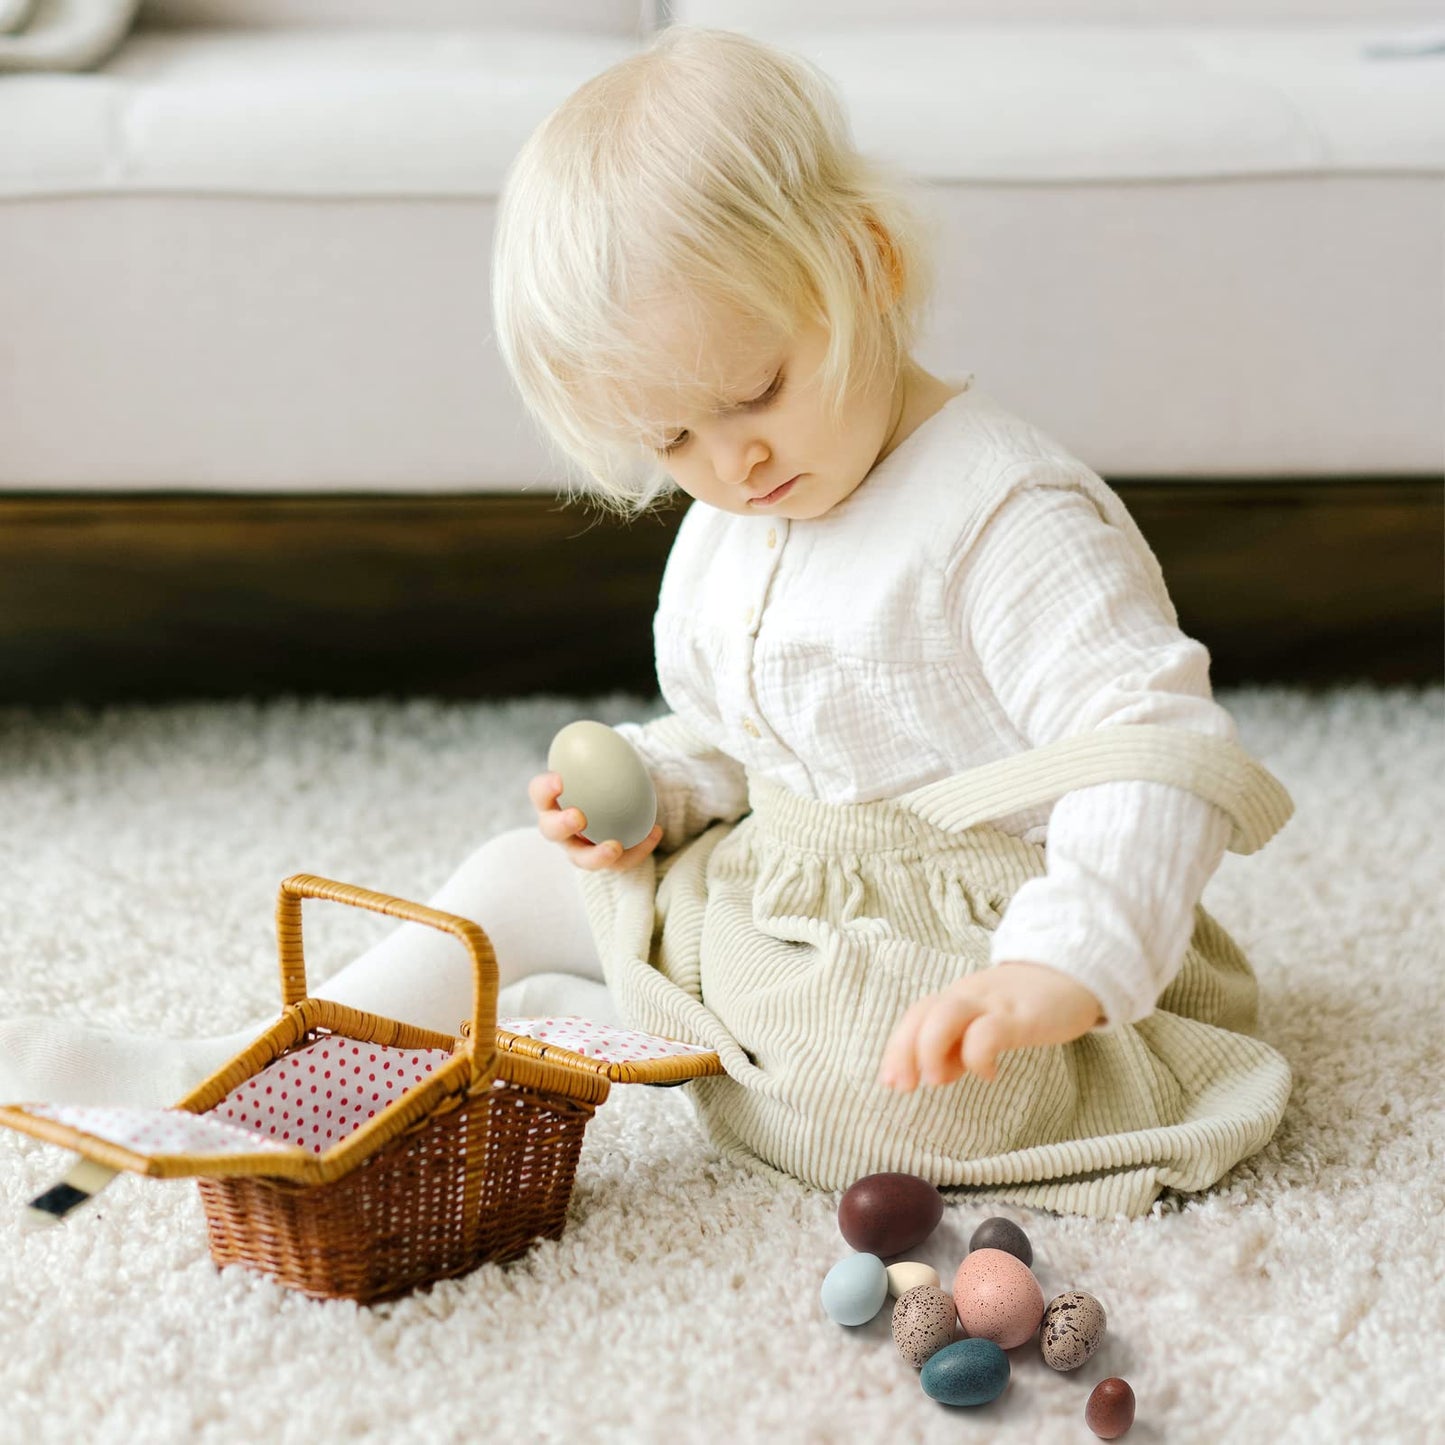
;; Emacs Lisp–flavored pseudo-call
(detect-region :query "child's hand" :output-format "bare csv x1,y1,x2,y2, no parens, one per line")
528,771,664,872
876,961,1105,1090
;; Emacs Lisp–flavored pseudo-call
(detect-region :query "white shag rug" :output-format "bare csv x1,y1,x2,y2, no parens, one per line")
0,685,1440,1445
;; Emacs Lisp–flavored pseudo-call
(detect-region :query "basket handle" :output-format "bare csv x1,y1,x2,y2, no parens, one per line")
275,873,498,1076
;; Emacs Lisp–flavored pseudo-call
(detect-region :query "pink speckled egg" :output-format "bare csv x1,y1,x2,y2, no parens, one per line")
952,1247,1045,1349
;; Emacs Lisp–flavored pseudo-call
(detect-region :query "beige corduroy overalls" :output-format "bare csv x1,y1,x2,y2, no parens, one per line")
578,723,1294,1221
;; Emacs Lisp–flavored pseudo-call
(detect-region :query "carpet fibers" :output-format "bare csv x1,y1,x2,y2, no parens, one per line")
0,685,1439,1445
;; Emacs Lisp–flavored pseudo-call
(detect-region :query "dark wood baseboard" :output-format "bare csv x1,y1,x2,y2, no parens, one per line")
0,480,1438,706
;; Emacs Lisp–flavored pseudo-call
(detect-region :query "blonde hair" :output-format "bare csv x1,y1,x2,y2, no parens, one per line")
490,24,941,521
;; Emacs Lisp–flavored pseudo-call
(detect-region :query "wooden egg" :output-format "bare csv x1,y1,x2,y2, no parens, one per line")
547,720,658,850
837,1172,944,1257
1086,1377,1136,1438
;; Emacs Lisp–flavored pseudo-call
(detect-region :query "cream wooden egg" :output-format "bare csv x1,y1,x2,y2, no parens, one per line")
547,720,658,850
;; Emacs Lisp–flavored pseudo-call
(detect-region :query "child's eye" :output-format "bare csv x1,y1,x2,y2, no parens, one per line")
751,372,786,413
656,370,785,457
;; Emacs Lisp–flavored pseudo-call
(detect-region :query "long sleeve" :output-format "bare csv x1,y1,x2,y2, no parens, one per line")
612,711,751,855
947,479,1235,1034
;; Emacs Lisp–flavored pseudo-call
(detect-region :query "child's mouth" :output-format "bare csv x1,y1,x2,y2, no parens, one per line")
748,475,800,507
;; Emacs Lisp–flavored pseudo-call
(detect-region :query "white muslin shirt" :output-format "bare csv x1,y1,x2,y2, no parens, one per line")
613,375,1237,1036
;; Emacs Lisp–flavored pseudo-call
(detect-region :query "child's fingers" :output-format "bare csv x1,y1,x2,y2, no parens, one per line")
876,995,936,1090
531,768,575,838
531,773,593,846
531,773,662,869
562,823,663,871
914,992,985,1086
614,823,665,866
527,771,564,813
560,834,619,868
959,1012,1009,1083
541,804,589,844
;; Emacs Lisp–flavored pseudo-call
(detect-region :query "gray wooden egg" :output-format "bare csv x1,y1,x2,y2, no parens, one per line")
547,720,658,850
891,1284,959,1369
1040,1290,1108,1371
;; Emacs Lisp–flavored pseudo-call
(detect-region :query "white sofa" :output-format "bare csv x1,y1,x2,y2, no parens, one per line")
1,0,1441,494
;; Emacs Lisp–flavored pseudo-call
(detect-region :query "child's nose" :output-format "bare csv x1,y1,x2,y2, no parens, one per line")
714,434,771,488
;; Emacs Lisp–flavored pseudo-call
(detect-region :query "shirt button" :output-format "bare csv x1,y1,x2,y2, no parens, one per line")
742,717,761,738
766,528,777,549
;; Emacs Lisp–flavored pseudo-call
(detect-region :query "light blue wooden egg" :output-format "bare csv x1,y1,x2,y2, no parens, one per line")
547,720,658,850
820,1252,889,1326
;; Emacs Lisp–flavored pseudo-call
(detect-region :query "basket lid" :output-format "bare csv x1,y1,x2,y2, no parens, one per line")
472,1015,725,1087
0,1031,473,1184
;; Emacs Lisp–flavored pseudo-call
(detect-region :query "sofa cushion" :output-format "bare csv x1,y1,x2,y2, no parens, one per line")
140,0,652,32
0,22,1438,200
665,22,1445,181
0,29,642,197
675,1,1445,23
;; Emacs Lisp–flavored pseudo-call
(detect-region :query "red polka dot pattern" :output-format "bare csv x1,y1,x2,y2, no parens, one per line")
25,1103,301,1158
498,1015,714,1062
214,1038,452,1154
22,1036,453,1160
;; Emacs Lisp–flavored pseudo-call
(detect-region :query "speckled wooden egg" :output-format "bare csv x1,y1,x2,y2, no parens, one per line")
838,1172,944,1257
1040,1290,1108,1371
968,1215,1033,1267
1086,1377,1136,1438
890,1285,959,1369
919,1338,1011,1408
952,1247,1045,1349
886,1261,940,1298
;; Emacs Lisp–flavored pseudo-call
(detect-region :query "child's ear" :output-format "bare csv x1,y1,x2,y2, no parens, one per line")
864,214,904,311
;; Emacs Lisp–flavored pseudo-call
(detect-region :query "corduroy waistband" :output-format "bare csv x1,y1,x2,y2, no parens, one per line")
743,773,990,855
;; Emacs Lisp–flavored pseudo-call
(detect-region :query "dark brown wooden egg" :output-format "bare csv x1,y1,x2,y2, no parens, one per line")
837,1172,944,1257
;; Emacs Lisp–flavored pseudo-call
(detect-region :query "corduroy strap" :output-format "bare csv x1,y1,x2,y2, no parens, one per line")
892,724,1294,856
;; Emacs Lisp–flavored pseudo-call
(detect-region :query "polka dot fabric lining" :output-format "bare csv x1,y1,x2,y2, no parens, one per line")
24,1103,302,1158
23,1036,453,1160
16,1019,713,1163
497,1016,717,1062
212,1037,453,1155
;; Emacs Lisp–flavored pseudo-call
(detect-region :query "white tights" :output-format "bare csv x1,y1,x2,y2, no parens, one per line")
0,827,619,1109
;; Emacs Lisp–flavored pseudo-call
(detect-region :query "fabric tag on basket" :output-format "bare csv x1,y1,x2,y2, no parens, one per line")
492,1015,724,1085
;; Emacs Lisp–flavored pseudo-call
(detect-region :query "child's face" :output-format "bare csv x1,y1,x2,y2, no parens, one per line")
634,301,904,520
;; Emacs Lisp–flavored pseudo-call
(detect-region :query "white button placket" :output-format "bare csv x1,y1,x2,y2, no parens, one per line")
739,518,787,746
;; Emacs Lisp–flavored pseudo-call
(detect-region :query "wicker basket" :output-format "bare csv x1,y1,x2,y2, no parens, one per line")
0,872,725,1306
189,873,611,1304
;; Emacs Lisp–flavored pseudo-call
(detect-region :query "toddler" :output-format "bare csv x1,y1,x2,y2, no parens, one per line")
0,27,1295,1221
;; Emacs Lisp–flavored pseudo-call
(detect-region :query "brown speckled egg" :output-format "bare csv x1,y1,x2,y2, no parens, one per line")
1086,1377,1135,1438
952,1247,1045,1349
1040,1290,1108,1371
890,1285,959,1369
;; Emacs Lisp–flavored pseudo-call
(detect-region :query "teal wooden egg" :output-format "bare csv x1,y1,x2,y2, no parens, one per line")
820,1252,889,1326
919,1338,1011,1407
547,720,658,849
